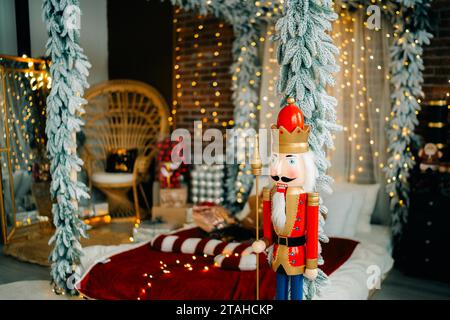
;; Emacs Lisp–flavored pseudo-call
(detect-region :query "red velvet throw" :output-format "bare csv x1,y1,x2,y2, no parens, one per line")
77,228,358,300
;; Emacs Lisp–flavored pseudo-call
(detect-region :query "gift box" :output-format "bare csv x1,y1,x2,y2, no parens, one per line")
156,137,188,189
152,205,191,227
159,186,188,208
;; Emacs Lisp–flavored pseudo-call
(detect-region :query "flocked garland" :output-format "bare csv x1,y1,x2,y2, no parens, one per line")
274,0,340,299
43,0,91,294
385,0,432,236
342,0,433,235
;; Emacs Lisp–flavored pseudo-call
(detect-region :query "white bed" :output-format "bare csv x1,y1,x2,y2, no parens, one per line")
0,180,395,300
73,223,393,300
315,225,394,300
0,225,392,300
77,181,394,300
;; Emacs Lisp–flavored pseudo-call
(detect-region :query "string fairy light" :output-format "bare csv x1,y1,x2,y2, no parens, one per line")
172,9,233,131
258,24,279,130
135,252,238,300
330,6,392,183
132,242,254,300
0,56,50,172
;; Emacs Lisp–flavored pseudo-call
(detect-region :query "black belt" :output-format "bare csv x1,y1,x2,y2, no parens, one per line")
275,235,306,247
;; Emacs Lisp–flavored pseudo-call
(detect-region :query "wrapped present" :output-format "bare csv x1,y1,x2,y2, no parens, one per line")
160,186,188,208
152,205,190,227
239,193,264,233
192,203,235,233
159,161,183,189
156,137,188,189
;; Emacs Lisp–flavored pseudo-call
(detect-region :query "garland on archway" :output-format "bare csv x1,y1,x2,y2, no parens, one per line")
42,0,432,297
43,0,91,294
342,0,433,235
384,0,432,236
271,0,432,296
275,0,340,299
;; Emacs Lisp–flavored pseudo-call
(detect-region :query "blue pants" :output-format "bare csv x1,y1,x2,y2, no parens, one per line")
276,272,303,300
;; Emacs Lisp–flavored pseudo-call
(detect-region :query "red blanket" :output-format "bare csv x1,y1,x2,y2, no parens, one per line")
78,228,358,300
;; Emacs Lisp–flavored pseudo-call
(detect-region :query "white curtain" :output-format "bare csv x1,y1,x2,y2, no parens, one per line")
259,24,281,131
258,10,393,224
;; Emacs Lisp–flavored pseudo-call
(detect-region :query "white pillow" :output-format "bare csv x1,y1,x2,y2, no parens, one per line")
356,184,380,233
322,189,354,237
341,189,364,238
323,183,369,238
333,182,379,233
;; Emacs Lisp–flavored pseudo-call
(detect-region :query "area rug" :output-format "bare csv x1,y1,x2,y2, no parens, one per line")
3,219,135,266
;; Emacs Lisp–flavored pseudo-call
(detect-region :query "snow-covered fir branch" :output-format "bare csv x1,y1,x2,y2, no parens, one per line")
43,0,91,294
385,0,433,235
274,0,340,299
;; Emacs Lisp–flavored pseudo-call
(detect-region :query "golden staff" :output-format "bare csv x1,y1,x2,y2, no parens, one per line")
251,134,262,300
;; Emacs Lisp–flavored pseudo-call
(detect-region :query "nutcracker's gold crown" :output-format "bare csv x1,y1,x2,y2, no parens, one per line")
271,124,310,154
271,98,310,154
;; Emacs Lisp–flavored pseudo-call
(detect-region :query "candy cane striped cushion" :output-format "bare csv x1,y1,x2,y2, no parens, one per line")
150,233,258,271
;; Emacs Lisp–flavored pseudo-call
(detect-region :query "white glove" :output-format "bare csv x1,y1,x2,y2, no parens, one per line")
304,268,318,281
252,240,266,253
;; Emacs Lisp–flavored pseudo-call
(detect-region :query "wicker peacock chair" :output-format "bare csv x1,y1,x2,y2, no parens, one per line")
82,80,169,220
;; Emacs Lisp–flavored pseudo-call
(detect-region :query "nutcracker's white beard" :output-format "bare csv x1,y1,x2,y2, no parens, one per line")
301,151,318,193
272,192,286,230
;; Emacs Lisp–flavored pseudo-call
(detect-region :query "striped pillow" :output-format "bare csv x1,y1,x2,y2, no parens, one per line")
150,232,257,271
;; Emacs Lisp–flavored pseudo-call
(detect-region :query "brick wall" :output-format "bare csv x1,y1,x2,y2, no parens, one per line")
423,0,450,100
172,8,235,133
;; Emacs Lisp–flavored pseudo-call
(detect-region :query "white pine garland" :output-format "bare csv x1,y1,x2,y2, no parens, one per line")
274,0,340,299
385,0,432,235
43,0,91,294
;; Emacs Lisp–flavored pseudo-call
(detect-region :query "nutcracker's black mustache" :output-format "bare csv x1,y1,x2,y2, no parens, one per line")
271,175,295,183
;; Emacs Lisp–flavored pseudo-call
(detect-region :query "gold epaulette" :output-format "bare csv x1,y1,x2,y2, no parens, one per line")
307,192,319,206
262,187,271,201
286,186,303,196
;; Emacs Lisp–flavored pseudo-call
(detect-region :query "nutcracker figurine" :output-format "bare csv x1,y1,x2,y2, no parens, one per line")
252,98,319,300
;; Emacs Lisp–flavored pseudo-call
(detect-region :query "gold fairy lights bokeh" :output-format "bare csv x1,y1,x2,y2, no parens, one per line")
256,1,414,193
330,3,399,184
172,9,234,130
335,0,428,207
0,55,50,172
171,1,428,206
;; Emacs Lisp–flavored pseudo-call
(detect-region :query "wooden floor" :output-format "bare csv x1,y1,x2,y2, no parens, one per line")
1,247,449,299
371,268,450,300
